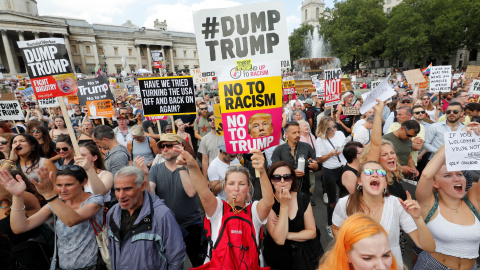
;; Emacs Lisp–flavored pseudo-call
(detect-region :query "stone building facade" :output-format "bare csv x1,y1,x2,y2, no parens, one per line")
0,0,199,76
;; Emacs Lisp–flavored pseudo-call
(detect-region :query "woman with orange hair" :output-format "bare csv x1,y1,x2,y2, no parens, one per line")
319,213,397,270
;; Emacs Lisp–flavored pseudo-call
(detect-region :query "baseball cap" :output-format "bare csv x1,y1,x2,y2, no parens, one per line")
218,143,227,152
117,113,128,120
400,96,412,102
304,98,313,105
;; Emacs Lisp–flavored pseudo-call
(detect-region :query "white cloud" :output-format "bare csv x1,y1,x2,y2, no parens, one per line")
286,14,301,34
37,0,136,24
143,0,241,33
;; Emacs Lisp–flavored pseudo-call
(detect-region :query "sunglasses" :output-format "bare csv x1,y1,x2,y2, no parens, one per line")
55,147,70,152
271,174,293,183
208,118,215,122
0,141,8,145
327,125,337,132
199,107,208,111
363,169,387,177
159,143,178,149
446,110,460,115
422,98,429,100
133,136,143,141
406,133,416,138
58,165,82,171
32,130,42,133
414,111,425,115
401,100,412,104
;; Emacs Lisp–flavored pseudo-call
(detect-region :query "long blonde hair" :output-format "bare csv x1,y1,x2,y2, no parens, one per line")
318,213,397,270
316,116,334,139
360,140,402,185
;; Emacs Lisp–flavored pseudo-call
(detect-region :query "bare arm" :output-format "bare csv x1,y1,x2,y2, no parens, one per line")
286,203,316,242
201,154,209,179
194,130,202,141
252,149,274,221
342,171,357,194
134,156,152,193
76,155,113,196
416,146,444,213
366,100,385,162
149,138,158,156
179,168,196,197
208,180,222,195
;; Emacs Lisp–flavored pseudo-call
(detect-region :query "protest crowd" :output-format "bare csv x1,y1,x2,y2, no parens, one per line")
2,3,480,270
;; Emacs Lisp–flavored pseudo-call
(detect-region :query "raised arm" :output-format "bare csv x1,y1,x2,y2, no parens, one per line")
175,146,217,217
75,155,113,196
251,149,274,221
266,188,290,245
416,145,444,213
366,99,384,162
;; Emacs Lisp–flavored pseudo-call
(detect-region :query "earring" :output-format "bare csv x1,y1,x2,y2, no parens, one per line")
356,185,362,191
383,188,387,195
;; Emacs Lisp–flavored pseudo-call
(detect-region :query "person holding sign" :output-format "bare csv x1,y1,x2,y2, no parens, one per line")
177,147,273,270
336,91,357,137
415,145,480,270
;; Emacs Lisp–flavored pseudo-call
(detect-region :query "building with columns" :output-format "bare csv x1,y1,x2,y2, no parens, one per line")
0,0,199,76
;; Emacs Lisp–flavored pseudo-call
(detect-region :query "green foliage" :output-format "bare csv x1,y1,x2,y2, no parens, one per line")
318,0,387,70
288,24,314,62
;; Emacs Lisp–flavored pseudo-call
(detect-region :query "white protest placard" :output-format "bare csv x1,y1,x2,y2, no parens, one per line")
371,81,381,90
315,80,325,97
453,73,461,80
0,101,24,120
360,74,395,114
193,2,291,75
470,80,480,94
444,132,480,171
429,65,452,92
38,97,59,108
351,75,356,82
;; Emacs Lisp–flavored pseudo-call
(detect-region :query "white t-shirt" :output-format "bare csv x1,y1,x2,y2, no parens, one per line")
205,197,267,265
315,131,347,169
353,125,371,145
352,118,366,135
207,157,240,200
333,195,417,269
116,128,132,147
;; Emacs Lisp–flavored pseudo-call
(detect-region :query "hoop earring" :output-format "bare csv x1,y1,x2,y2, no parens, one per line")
356,185,362,191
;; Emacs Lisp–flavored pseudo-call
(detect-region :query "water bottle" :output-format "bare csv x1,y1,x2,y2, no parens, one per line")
298,155,305,173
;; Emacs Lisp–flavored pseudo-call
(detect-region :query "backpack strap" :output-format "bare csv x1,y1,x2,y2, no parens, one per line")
463,196,480,222
424,192,439,224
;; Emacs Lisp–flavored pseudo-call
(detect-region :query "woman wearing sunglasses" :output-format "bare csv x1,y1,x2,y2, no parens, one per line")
332,161,435,269
127,125,157,167
176,147,274,269
421,95,437,121
263,161,320,270
415,145,480,269
319,214,398,270
7,134,57,182
32,126,57,159
1,165,103,270
54,134,75,168
315,116,347,238
0,133,14,159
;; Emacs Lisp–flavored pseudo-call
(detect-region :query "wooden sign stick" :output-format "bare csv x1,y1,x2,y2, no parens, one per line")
170,115,176,133
11,120,20,134
157,120,162,136
57,97,80,155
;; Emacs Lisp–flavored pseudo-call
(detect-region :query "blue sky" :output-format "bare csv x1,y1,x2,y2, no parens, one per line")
37,0,334,34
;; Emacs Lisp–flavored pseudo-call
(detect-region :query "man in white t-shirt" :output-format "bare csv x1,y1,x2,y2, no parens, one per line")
207,143,240,200
353,115,373,145
352,108,374,135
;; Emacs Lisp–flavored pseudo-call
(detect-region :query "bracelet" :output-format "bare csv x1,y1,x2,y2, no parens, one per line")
45,194,59,203
10,205,25,211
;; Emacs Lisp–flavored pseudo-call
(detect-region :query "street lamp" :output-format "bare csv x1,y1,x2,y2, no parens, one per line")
102,55,107,73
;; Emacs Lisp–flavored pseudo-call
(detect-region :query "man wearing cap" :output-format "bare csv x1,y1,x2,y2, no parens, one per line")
298,87,311,101
207,143,241,200
148,133,205,266
198,113,224,177
383,96,413,134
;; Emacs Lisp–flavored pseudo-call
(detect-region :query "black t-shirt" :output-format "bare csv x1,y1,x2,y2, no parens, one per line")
263,192,310,269
388,174,407,201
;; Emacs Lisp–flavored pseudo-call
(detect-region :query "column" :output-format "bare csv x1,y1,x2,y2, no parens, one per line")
77,40,88,74
146,45,152,72
17,30,24,41
63,34,74,67
136,45,142,70
160,46,165,75
1,30,17,74
33,31,39,39
169,47,174,72
92,41,100,67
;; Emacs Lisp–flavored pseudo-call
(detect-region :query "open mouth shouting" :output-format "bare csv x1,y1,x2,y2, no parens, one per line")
370,179,380,190
454,184,463,193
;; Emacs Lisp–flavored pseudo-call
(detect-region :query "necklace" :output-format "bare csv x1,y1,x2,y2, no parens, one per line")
365,200,384,215
440,198,462,213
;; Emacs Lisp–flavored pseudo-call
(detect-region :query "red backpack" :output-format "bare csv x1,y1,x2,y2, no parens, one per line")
191,201,270,270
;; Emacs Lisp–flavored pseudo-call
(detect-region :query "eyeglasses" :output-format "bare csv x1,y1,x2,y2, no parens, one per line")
327,125,337,132
446,110,460,115
401,100,412,104
32,130,42,133
363,168,387,177
159,143,178,149
199,107,208,111
55,147,70,152
271,174,293,183
414,111,425,115
58,165,82,171
0,141,8,145
208,118,215,122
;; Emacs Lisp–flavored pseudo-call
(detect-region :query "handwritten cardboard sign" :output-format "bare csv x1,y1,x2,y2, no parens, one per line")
445,131,480,171
1,93,15,101
465,65,480,78
403,69,426,85
429,65,452,92
0,101,24,120
343,106,360,115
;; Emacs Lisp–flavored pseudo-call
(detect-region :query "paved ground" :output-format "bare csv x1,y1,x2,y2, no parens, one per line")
183,170,417,269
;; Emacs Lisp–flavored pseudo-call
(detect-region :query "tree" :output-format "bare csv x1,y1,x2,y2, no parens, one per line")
288,24,314,63
318,0,387,71
383,0,480,65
